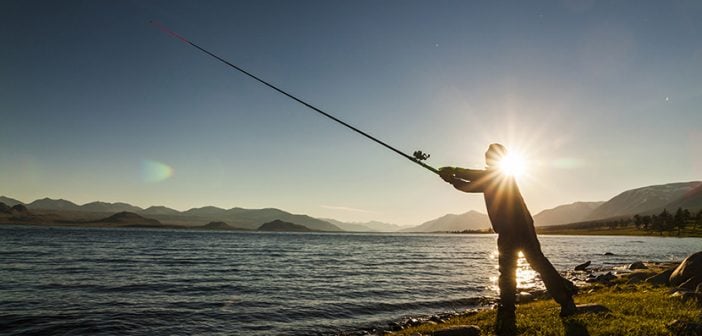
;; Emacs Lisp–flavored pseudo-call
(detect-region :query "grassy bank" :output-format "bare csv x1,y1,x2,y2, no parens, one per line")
392,280,701,335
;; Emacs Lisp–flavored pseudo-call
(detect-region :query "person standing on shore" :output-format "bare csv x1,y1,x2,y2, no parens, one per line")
438,143,577,335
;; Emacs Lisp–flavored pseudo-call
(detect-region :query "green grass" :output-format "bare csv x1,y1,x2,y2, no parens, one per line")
392,283,701,336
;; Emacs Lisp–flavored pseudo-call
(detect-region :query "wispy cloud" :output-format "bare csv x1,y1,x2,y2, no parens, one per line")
320,205,376,214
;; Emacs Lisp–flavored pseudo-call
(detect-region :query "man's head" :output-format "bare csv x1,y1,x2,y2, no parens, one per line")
485,143,507,168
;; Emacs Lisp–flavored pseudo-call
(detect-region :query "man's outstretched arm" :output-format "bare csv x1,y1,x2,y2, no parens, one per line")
453,167,486,181
438,167,486,193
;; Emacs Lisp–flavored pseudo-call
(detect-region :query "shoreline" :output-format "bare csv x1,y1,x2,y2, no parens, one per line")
355,259,700,336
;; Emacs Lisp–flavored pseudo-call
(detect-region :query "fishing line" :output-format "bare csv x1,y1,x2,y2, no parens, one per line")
150,21,438,175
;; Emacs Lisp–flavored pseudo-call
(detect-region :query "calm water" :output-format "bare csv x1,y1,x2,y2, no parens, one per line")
1,225,700,335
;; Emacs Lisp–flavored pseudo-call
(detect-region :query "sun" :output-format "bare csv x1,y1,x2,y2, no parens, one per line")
499,152,527,177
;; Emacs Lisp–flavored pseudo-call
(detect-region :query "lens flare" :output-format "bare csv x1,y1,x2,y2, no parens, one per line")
141,160,174,183
499,152,526,177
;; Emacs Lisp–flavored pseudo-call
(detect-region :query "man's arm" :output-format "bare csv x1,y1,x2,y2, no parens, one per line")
448,177,485,193
453,167,485,181
439,167,487,193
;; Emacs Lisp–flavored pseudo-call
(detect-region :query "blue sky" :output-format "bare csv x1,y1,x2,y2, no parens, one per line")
1,0,701,225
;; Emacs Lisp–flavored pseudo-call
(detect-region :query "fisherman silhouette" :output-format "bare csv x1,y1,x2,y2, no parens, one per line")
439,143,577,335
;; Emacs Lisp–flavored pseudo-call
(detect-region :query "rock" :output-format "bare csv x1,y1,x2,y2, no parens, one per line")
406,318,422,327
628,261,648,270
387,322,403,331
574,260,591,271
604,252,615,256
431,325,481,336
585,272,617,285
678,276,702,291
429,315,445,324
575,303,611,314
666,319,702,336
671,252,702,290
645,268,675,286
626,271,655,284
517,291,535,303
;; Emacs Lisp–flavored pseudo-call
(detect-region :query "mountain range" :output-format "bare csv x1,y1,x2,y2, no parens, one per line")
320,218,407,232
586,181,702,220
393,181,702,232
2,180,700,232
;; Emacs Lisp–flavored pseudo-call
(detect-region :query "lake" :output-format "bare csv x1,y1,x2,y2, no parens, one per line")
1,225,700,335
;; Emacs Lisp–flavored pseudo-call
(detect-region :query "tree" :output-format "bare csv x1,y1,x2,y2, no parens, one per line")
651,214,663,236
633,214,642,229
641,215,651,231
659,209,673,234
674,208,686,236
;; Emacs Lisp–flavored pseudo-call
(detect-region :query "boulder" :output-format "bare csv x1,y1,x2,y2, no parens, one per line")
628,261,648,270
431,325,481,336
679,276,702,291
604,252,615,256
645,268,675,286
670,252,702,289
574,261,591,271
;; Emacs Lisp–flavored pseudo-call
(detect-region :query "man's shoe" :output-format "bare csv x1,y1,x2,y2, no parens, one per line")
560,300,578,317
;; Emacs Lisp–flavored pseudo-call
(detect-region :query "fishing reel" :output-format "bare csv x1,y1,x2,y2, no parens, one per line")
412,150,430,161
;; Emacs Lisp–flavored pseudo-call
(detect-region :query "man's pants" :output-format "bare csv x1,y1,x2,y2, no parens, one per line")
496,231,574,325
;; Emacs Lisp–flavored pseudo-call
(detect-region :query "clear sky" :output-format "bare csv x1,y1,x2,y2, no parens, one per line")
1,0,701,225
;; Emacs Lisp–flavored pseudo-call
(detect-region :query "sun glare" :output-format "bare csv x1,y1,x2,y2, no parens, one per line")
499,152,526,177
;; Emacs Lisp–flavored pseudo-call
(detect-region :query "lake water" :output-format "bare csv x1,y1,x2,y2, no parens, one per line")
1,225,700,335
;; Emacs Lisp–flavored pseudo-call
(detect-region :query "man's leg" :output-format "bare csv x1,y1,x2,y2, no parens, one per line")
521,234,577,316
496,235,518,335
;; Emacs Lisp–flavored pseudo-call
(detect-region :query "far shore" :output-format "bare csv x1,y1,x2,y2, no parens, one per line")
2,222,702,238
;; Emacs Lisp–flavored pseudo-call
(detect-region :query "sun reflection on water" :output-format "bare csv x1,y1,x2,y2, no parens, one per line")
488,250,544,294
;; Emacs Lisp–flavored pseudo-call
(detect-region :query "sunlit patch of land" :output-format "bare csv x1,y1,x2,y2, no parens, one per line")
392,270,702,336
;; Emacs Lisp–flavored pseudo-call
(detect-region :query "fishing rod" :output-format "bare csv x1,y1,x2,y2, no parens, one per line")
149,21,439,175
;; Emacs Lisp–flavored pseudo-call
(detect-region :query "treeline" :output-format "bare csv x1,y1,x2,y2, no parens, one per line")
630,208,702,236
542,208,702,236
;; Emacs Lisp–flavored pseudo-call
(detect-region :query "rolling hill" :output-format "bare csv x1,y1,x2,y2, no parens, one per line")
401,210,490,232
587,181,702,220
81,201,143,213
27,198,81,211
91,212,161,226
258,219,312,232
533,201,604,226
0,196,23,207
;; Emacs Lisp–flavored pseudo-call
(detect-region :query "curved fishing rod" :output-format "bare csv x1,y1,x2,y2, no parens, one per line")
150,21,438,175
